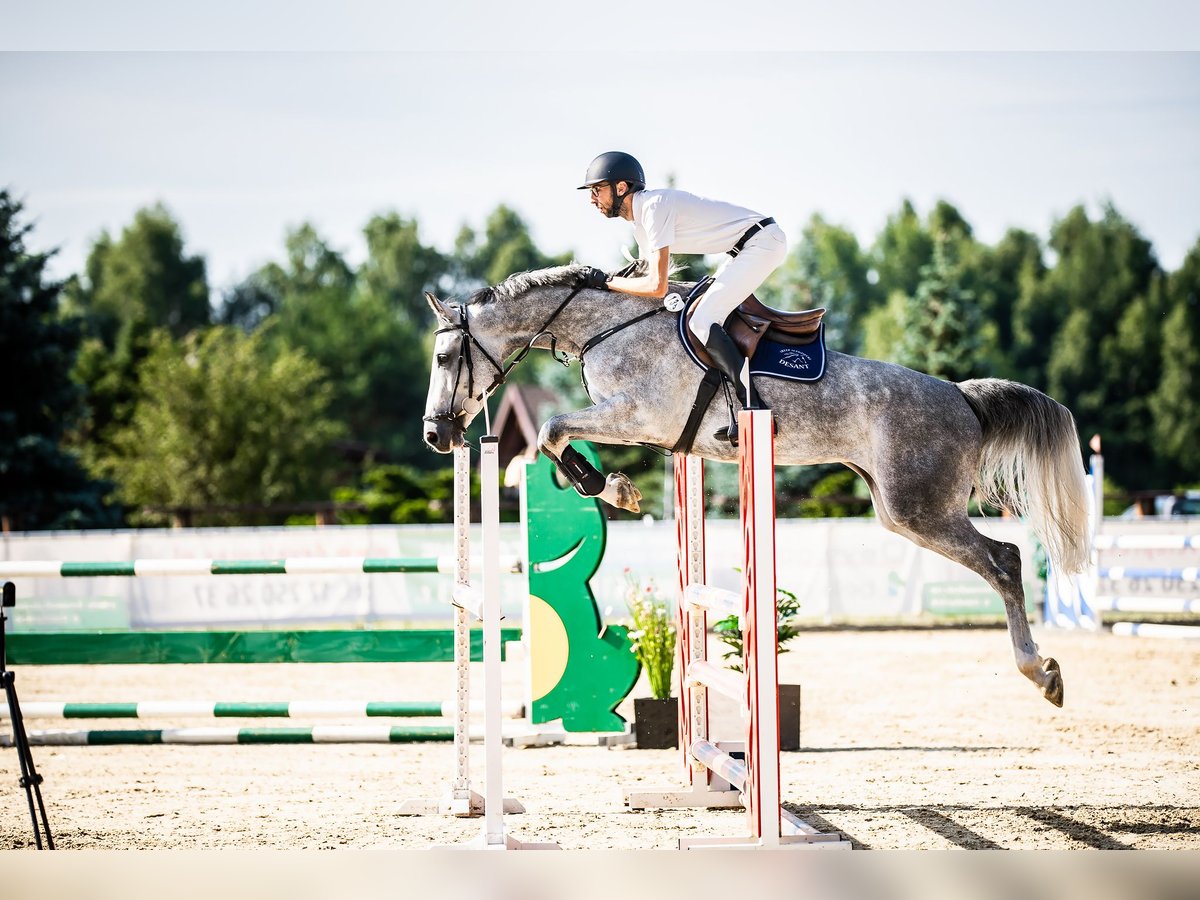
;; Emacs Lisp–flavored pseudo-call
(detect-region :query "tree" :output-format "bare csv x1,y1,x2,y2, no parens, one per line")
64,203,209,346
1041,204,1161,484
892,237,984,382
255,224,430,465
1149,238,1200,480
65,204,211,481
215,272,278,332
871,199,935,301
104,327,343,524
971,228,1045,378
0,191,117,530
359,212,447,325
452,205,572,292
759,213,881,354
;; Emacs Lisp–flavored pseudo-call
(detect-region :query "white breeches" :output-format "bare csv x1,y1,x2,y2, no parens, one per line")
687,223,788,342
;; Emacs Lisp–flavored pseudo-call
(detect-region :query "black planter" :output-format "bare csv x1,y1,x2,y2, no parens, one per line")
778,683,802,751
634,697,679,749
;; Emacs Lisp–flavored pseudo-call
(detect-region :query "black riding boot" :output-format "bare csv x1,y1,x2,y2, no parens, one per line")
703,323,758,444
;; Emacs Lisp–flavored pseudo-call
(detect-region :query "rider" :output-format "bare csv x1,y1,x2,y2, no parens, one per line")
576,150,788,420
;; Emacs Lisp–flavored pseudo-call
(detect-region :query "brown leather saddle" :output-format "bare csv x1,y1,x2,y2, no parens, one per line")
682,286,826,369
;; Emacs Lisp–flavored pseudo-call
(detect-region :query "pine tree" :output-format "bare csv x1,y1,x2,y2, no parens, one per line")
892,235,983,382
0,192,117,530
1150,239,1200,480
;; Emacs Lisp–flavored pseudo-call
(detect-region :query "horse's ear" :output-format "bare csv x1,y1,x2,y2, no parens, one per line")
425,291,451,322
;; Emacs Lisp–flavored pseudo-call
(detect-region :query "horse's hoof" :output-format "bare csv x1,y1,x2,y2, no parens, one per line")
1041,657,1063,707
606,473,641,513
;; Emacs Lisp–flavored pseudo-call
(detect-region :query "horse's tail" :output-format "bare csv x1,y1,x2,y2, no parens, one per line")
957,378,1091,574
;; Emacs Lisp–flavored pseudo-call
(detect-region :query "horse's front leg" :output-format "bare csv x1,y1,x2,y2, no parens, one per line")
537,398,646,513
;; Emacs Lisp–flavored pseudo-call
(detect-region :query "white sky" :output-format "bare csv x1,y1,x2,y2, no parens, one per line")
2,48,1198,291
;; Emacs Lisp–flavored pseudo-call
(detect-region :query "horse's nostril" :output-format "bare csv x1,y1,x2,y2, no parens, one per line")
425,430,438,445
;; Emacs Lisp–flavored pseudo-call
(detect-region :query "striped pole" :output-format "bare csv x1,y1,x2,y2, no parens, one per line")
741,408,781,847
0,556,522,578
3,725,456,746
1,700,526,720
452,444,475,808
1111,622,1200,640
481,436,506,847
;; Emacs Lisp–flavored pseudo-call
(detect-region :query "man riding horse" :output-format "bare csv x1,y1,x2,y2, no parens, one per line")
576,151,787,440
422,156,1090,709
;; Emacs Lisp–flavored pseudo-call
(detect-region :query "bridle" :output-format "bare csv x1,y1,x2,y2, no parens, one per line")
422,284,585,429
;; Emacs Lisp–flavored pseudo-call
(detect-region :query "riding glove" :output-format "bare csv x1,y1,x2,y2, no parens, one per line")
578,267,610,291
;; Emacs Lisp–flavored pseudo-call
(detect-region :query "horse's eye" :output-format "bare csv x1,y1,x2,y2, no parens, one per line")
436,353,449,366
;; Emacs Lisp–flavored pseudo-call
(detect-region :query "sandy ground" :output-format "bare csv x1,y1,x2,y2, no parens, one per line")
1,626,1197,851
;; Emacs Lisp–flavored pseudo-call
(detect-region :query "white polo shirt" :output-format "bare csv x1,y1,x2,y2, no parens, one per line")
632,188,766,257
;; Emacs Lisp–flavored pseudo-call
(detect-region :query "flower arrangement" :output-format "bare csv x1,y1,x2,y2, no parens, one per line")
624,569,677,700
712,585,801,672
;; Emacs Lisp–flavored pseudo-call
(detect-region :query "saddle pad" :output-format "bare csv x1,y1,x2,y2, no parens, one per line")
677,311,827,383
748,324,826,382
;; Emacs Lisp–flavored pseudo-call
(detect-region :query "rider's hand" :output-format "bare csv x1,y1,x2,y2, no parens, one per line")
578,266,610,291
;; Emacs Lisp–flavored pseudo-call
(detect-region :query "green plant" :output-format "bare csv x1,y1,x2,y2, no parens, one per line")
624,569,677,700
712,586,801,673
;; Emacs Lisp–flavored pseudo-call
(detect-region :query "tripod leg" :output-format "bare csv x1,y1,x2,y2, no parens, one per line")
3,671,54,849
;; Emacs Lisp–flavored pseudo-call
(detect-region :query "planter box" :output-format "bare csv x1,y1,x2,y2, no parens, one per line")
633,697,679,749
706,683,802,751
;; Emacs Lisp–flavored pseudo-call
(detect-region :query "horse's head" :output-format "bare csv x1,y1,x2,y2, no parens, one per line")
423,291,488,453
422,265,601,453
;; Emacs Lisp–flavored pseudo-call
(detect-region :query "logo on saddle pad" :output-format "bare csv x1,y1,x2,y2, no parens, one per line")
777,349,812,371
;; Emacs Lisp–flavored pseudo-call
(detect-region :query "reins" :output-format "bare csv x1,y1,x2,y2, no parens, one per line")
424,276,674,436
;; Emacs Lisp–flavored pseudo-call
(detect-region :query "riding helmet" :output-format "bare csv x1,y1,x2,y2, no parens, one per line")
577,151,646,191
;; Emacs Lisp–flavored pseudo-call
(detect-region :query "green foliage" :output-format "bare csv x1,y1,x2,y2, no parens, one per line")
970,228,1045,377
860,291,908,362
453,205,572,290
63,202,209,347
758,213,881,354
872,199,935,300
624,570,676,700
1041,205,1162,482
64,203,213,494
359,212,446,326
797,468,870,518
102,327,343,525
250,223,430,466
713,586,801,672
1149,238,1200,479
0,191,118,529
892,236,984,381
332,463,459,525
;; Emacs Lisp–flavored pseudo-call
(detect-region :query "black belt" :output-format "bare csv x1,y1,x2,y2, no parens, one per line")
728,217,776,257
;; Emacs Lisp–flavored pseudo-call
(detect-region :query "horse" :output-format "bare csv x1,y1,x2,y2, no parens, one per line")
422,263,1091,708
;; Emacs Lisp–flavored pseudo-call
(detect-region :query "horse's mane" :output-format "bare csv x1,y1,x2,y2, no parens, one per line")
467,259,656,306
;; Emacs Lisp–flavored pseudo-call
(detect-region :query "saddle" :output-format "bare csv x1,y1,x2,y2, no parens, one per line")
682,279,826,368
668,279,827,454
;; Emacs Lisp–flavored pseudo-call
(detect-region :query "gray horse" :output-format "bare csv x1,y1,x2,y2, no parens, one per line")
422,263,1090,707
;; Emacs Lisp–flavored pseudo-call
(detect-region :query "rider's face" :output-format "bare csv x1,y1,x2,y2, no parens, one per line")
589,181,623,216
588,182,610,213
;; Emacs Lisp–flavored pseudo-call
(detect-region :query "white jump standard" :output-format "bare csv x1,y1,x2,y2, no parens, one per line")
401,438,558,850
625,410,850,850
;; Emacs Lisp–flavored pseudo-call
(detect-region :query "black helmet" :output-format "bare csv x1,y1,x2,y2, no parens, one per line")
577,151,645,191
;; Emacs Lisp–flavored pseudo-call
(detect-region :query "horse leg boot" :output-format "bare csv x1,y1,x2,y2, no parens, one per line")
703,323,761,444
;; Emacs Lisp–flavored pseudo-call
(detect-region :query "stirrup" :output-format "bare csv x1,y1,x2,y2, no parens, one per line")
714,411,776,445
713,378,741,446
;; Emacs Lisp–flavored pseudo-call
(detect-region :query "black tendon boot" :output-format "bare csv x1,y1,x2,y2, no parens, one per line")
703,323,758,444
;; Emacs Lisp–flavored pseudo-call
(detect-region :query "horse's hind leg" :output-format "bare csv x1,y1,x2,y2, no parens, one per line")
878,491,1064,707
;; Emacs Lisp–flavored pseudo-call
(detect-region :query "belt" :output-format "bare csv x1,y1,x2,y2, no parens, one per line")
728,218,776,257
